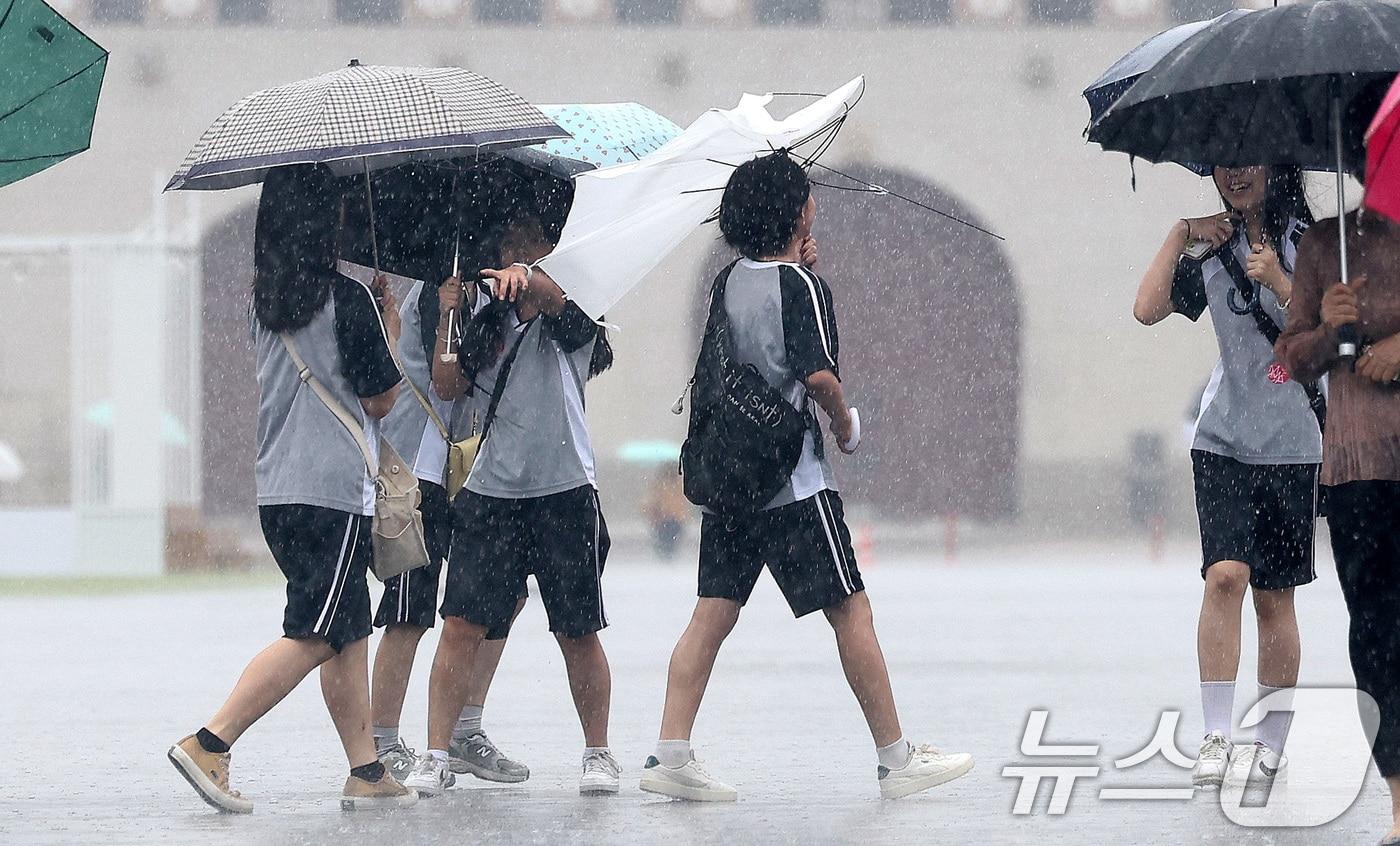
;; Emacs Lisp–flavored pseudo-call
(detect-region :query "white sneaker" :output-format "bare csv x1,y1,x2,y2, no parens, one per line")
403,755,454,798
639,753,738,802
1192,732,1234,789
580,749,621,795
1224,741,1286,793
878,744,974,799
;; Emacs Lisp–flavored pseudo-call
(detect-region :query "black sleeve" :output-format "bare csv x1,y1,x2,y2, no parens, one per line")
779,266,839,380
1170,258,1208,322
332,276,402,398
417,279,440,366
544,301,599,354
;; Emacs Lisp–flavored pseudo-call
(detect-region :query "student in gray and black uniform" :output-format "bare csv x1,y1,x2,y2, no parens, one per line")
1134,165,1321,792
168,165,415,813
404,200,621,798
369,259,530,784
641,151,974,803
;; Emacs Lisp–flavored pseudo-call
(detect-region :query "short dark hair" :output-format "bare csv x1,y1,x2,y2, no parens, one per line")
718,151,810,259
252,164,342,333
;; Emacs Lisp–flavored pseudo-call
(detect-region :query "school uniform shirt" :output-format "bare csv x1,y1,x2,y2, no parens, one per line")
381,280,474,486
464,302,599,500
254,273,402,515
722,258,840,510
1171,217,1322,466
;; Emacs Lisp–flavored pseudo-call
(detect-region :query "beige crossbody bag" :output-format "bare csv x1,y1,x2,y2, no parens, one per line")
278,332,430,582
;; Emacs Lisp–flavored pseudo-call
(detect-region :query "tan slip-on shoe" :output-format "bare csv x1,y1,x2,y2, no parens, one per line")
341,771,418,811
168,734,253,814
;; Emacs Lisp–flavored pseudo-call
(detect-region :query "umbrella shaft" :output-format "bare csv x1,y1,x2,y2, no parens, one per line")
1334,96,1358,359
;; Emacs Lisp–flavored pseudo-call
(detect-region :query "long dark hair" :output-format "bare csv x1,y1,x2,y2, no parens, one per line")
252,165,341,332
1217,166,1314,267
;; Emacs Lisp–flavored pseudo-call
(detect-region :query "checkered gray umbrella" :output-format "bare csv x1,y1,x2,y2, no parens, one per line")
166,61,566,191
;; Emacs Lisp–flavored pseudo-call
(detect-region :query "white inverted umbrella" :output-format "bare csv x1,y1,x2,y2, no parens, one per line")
536,77,866,320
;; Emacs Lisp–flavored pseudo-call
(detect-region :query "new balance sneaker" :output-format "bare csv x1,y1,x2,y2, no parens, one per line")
639,754,738,802
340,771,417,811
168,734,253,814
448,732,530,783
1224,741,1286,793
878,744,975,800
377,741,418,783
403,755,455,798
580,749,621,795
1192,732,1234,789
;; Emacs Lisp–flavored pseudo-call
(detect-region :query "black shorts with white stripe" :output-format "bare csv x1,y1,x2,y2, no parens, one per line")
443,485,608,639
259,504,373,653
374,481,450,631
699,490,864,618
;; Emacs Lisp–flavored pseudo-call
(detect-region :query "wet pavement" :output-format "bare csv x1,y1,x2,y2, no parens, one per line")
2,543,1391,844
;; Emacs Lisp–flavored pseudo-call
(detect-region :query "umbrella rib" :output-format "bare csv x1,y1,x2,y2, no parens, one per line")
808,161,1006,241
0,54,106,124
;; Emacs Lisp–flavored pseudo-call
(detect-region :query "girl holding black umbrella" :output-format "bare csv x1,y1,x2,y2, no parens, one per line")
1133,165,1321,791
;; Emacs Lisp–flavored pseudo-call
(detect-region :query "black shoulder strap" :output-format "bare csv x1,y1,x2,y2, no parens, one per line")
478,319,533,442
1217,243,1327,433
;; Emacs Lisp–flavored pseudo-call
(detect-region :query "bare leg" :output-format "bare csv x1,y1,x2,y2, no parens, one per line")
1253,587,1300,688
1198,561,1250,682
465,598,526,708
425,617,488,751
824,592,902,748
657,598,741,741
205,637,335,745
370,624,428,729
320,637,377,768
556,633,612,748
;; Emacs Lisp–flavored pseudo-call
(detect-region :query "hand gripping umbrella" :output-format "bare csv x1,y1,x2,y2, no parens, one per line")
0,0,107,189
1089,0,1400,360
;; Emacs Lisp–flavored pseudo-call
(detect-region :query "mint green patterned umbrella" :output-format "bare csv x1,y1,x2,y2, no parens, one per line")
0,0,107,188
505,102,682,177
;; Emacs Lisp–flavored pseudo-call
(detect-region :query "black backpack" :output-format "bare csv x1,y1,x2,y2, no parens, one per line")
680,266,812,516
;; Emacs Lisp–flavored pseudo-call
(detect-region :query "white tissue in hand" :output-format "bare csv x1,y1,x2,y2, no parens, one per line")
842,408,861,452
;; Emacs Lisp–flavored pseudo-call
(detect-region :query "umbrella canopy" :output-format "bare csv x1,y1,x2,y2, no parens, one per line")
1364,74,1400,222
1083,9,1252,125
537,77,865,320
505,102,683,179
1082,8,1250,175
0,0,107,189
1088,0,1400,170
165,61,566,191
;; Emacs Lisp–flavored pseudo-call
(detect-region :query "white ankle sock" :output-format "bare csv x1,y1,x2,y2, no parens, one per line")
877,737,914,770
1201,681,1236,739
454,705,483,742
655,739,692,768
372,725,400,754
1255,684,1295,753
428,748,449,763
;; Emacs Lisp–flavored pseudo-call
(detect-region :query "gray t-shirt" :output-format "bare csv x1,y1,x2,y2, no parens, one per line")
1171,218,1322,465
464,304,599,500
721,259,840,510
254,274,402,514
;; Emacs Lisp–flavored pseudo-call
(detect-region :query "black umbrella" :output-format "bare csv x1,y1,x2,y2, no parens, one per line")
1089,0,1400,360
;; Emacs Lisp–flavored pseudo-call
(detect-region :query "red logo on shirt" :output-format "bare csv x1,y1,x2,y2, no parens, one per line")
1267,362,1291,385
